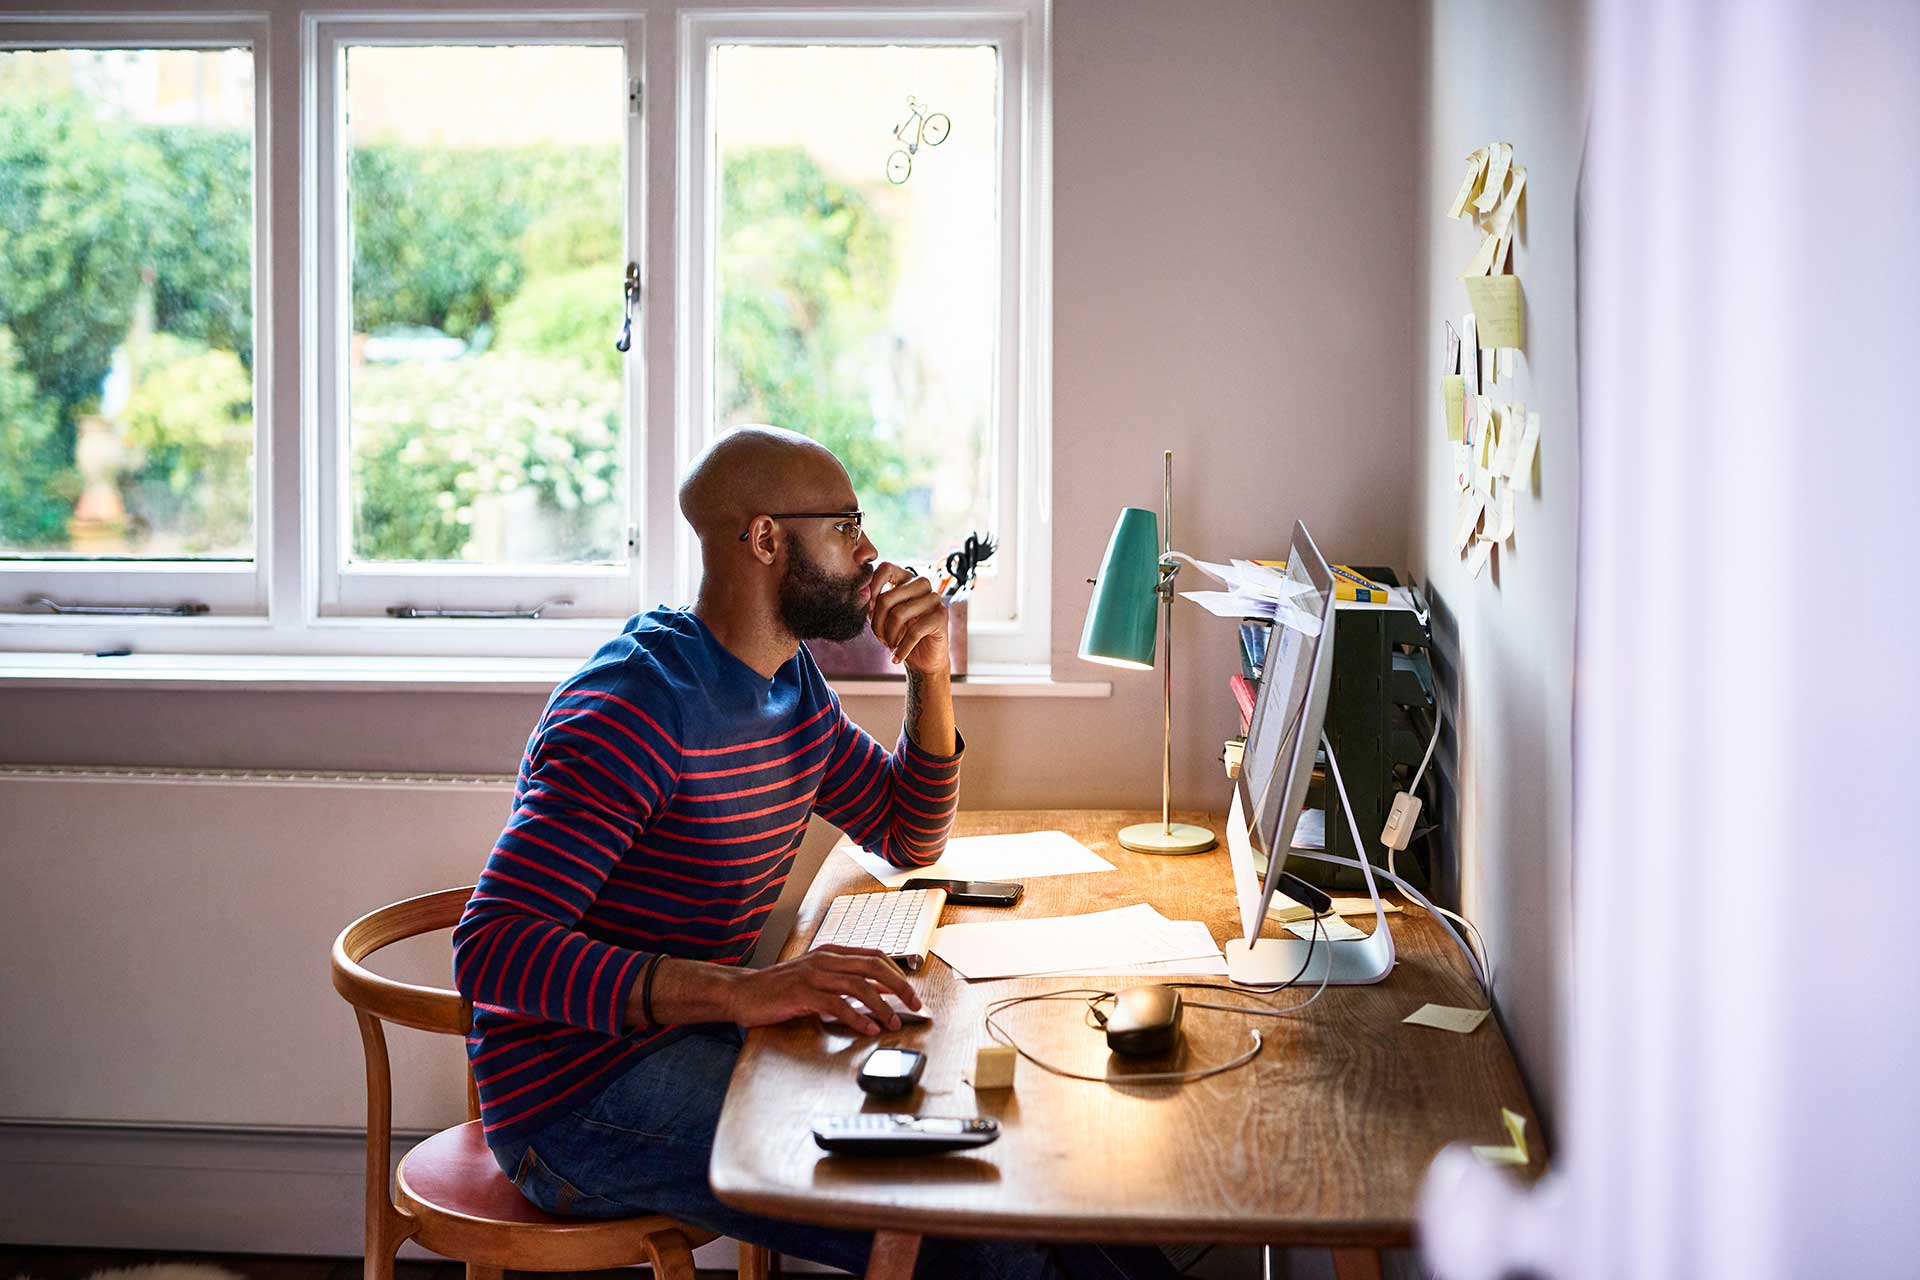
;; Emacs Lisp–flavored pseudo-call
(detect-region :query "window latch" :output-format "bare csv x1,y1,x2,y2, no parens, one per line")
30,596,210,617
386,597,572,621
616,261,640,353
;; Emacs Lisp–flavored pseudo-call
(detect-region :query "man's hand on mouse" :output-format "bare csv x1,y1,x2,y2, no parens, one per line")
866,560,950,675
723,945,921,1036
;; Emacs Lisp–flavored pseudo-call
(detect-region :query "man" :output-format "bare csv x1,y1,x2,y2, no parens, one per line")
453,426,1175,1279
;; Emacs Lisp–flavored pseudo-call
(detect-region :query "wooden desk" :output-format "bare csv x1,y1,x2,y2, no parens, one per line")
710,810,1540,1280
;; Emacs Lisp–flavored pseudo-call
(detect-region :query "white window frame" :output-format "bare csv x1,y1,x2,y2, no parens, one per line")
679,2,1051,667
307,15,648,628
0,2,1049,667
0,16,274,624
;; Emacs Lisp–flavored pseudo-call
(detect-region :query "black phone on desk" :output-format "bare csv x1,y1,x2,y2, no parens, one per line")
900,878,1023,907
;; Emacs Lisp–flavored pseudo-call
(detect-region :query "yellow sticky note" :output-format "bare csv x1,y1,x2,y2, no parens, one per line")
1492,163,1528,239
1515,411,1542,489
1475,143,1512,215
1443,375,1465,442
1494,229,1513,275
1447,148,1490,220
1463,232,1499,278
1404,1003,1490,1034
1464,274,1525,348
1472,1108,1530,1166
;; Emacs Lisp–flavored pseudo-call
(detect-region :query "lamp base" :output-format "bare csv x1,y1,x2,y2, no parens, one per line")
1117,821,1217,855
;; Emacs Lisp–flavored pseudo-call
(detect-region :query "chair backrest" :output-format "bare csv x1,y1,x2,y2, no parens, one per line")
332,884,475,1036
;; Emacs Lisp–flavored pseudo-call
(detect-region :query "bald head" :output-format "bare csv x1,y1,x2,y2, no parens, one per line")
678,425,854,546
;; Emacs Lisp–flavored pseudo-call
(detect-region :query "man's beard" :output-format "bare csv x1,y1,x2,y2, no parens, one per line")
777,538,871,642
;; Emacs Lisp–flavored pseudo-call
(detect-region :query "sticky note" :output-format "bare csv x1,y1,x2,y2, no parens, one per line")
1475,142,1512,214
1452,442,1472,491
1464,275,1525,348
1494,230,1513,275
1404,1003,1490,1034
1466,537,1493,578
1493,486,1516,542
1443,375,1465,442
968,1044,1017,1090
1514,412,1542,489
1447,148,1489,220
1460,315,1479,394
1492,163,1527,239
1463,232,1499,278
1492,409,1522,476
1476,398,1496,465
1497,346,1517,380
1453,492,1486,553
1286,913,1366,942
1472,1108,1529,1166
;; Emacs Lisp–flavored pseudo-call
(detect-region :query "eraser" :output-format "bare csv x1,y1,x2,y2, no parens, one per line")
970,1044,1016,1090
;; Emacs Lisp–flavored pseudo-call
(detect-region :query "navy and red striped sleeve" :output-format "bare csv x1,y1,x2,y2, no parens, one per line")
451,680,681,1036
811,693,962,869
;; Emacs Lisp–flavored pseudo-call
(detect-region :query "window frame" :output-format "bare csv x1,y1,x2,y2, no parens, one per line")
679,3,1051,666
0,15,274,625
0,2,1050,666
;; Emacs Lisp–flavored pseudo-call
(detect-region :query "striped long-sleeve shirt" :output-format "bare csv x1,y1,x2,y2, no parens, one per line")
451,606,961,1149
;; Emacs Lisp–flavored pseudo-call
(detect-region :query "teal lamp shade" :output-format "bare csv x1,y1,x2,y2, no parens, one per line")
1078,507,1161,670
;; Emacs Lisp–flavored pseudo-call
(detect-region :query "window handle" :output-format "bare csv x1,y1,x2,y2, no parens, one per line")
30,596,209,617
386,597,572,621
615,261,640,353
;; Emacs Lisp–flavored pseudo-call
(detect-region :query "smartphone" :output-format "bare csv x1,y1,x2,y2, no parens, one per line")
856,1046,927,1097
900,878,1023,907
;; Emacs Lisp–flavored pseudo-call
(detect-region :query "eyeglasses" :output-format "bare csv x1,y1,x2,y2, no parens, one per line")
738,510,865,543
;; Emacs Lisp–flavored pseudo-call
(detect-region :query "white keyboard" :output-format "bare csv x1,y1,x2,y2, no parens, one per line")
808,888,948,971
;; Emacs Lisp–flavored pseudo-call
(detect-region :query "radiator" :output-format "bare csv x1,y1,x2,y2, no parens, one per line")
0,765,518,1135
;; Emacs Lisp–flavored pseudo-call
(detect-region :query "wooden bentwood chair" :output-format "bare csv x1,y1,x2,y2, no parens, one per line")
331,885,770,1280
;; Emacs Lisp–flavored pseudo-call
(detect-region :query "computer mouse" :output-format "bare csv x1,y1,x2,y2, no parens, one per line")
1104,985,1182,1057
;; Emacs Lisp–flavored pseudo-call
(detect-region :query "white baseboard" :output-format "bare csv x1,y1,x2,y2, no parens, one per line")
0,1122,831,1272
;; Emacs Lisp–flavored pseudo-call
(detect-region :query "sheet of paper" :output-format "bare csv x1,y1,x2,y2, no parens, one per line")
1284,913,1367,942
1472,1108,1530,1166
1290,805,1325,850
1515,411,1542,489
1475,142,1512,214
1464,275,1524,348
1445,319,1461,376
1492,404,1523,476
1453,492,1486,554
838,829,1114,889
1492,163,1527,239
1497,345,1516,379
1022,917,1226,978
1453,442,1472,492
1463,231,1499,278
930,902,1221,981
1226,559,1317,600
1405,1003,1490,1034
1443,374,1465,442
1466,537,1494,578
1460,314,1479,395
1446,147,1489,220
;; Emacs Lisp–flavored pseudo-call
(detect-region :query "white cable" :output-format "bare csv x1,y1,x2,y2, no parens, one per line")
1409,710,1442,793
1317,736,1490,997
1390,706,1495,993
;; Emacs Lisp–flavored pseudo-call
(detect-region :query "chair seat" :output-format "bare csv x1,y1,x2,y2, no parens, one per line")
396,1120,710,1270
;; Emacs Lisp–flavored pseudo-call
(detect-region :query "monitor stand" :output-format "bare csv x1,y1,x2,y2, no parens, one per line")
1223,736,1396,986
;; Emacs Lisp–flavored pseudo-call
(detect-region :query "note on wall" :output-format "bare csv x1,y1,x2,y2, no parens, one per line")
1515,411,1542,489
1464,274,1525,348
1446,147,1490,220
1475,142,1512,214
1443,375,1465,442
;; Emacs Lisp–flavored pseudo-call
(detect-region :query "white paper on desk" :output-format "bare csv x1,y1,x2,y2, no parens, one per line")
837,829,1114,889
931,903,1221,981
1286,914,1367,942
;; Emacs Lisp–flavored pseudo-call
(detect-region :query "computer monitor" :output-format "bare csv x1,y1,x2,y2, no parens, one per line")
1223,520,1394,986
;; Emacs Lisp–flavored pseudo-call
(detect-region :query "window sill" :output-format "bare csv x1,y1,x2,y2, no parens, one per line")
0,652,1111,698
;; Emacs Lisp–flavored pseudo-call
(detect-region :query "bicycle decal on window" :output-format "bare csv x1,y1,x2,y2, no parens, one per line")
885,95,950,184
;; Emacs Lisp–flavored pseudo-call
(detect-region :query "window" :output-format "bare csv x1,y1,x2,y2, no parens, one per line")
0,4,1047,665
0,24,267,617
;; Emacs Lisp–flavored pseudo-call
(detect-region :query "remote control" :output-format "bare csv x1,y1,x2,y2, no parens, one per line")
812,1113,1001,1155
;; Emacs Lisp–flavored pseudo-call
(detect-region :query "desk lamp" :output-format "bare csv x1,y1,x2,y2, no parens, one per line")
1078,450,1217,854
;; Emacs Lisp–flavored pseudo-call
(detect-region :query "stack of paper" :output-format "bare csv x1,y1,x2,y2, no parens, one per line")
930,902,1225,981
1179,559,1322,636
837,829,1115,889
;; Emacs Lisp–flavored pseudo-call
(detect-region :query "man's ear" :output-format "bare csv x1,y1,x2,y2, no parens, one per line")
746,517,780,565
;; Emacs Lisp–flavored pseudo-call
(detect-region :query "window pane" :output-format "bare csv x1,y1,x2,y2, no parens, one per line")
343,44,626,567
713,45,999,572
0,48,256,560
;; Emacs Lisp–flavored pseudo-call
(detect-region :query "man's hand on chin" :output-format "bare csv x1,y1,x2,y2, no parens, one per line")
866,560,951,676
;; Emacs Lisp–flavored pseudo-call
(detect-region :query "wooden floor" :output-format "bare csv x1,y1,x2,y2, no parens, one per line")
0,1246,744,1280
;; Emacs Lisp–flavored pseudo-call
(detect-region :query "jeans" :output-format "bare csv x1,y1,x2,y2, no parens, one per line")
488,1025,1181,1280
